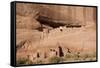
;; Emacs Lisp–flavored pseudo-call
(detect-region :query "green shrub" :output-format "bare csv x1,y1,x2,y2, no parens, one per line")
73,53,80,60
17,58,29,65
65,53,73,60
35,60,43,64
65,53,79,60
49,56,63,63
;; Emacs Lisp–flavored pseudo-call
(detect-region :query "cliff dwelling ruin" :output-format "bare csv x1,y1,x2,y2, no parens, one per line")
16,3,97,65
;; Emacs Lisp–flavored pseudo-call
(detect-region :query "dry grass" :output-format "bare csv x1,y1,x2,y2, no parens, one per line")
64,52,96,62
16,52,96,65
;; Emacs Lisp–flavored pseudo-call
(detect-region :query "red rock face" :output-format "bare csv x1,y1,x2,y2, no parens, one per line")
16,3,97,64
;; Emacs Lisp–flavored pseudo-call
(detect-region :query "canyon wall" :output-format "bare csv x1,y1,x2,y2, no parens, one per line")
16,3,96,27
16,3,96,63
